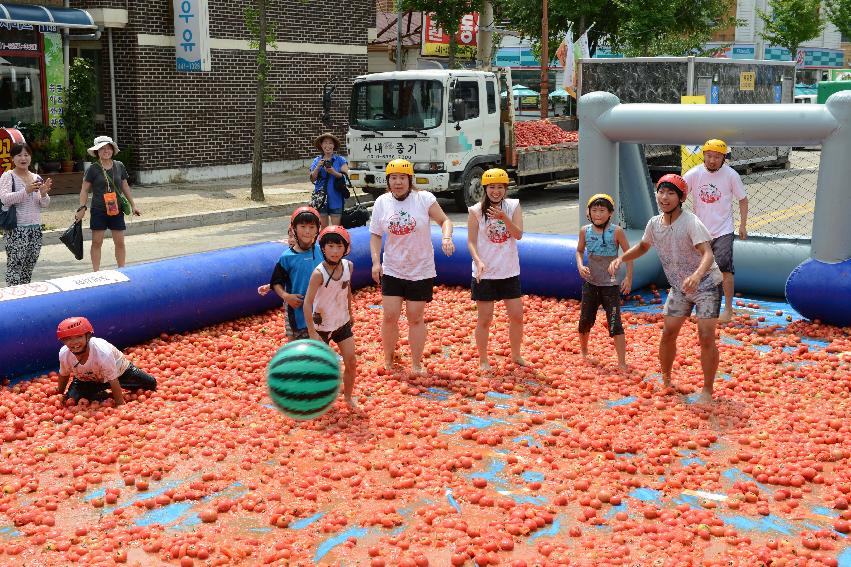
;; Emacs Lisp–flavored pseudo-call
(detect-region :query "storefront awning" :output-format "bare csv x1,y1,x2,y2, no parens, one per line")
0,3,96,29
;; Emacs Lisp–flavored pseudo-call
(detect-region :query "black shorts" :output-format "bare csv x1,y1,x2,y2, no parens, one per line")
317,320,354,345
578,282,624,337
711,233,734,274
66,363,157,402
471,275,522,301
381,274,434,302
89,208,126,232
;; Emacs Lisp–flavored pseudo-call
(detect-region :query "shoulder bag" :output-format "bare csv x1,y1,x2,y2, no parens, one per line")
340,175,370,229
0,174,19,231
100,163,132,216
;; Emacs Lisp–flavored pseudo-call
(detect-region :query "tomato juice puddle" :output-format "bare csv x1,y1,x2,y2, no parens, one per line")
0,285,849,565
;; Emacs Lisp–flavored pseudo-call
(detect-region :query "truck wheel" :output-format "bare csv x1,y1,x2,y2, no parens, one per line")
455,166,485,212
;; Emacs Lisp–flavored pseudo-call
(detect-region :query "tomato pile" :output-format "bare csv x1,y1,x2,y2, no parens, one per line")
514,121,579,148
0,286,850,566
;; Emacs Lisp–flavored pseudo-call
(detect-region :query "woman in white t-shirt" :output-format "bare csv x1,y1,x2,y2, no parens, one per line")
56,317,157,406
369,159,454,374
467,168,525,371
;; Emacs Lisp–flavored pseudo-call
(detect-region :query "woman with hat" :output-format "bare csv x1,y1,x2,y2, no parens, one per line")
309,132,349,228
74,136,141,272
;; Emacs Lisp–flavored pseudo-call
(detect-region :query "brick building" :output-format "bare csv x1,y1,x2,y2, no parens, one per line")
2,0,373,183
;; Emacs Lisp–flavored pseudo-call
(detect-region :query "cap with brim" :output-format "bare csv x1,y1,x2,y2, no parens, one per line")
314,132,341,153
87,136,120,157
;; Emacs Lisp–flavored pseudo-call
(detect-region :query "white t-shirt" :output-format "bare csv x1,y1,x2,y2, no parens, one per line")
469,199,520,280
642,211,723,293
311,260,352,332
58,337,130,383
683,164,746,238
369,190,438,281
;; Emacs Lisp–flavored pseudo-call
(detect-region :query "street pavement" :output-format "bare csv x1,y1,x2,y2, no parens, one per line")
23,184,582,284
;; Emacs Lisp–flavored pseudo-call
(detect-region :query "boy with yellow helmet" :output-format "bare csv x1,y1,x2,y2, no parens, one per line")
467,168,526,370
369,159,455,374
683,138,748,323
575,193,633,369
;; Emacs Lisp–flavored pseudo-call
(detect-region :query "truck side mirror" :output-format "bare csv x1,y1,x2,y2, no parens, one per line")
452,99,467,122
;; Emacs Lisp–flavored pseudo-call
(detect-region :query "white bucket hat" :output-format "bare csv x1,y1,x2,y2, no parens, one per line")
87,135,119,157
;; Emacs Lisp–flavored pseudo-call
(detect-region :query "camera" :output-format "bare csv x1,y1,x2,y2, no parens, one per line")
323,159,333,168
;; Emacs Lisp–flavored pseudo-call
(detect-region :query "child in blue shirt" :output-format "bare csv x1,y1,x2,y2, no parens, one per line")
259,206,323,339
575,194,633,370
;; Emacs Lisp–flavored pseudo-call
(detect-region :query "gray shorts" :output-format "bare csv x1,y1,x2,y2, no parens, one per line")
711,233,734,274
663,285,722,319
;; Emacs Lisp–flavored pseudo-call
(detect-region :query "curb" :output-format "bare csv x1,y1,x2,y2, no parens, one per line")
42,194,376,246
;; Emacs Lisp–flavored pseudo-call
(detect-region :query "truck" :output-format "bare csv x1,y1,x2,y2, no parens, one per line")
345,69,580,211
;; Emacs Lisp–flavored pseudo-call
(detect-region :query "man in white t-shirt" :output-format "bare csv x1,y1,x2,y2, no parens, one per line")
683,139,748,323
610,174,723,403
56,317,157,405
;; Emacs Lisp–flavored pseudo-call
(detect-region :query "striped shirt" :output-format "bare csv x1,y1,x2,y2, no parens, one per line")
0,170,50,226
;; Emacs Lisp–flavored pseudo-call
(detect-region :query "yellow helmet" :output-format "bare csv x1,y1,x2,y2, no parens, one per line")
385,159,413,176
587,193,615,210
481,168,509,186
702,139,728,155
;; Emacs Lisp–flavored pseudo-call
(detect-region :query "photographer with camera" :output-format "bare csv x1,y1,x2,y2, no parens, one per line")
309,132,349,228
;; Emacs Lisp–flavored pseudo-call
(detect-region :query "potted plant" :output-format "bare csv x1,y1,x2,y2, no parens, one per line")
72,133,90,172
66,58,97,168
59,132,74,173
42,134,65,174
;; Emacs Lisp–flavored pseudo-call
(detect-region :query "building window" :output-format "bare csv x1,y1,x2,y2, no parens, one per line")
486,80,497,114
0,27,44,128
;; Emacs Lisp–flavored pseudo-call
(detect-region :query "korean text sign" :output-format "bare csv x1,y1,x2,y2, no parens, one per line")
173,0,211,72
421,13,478,59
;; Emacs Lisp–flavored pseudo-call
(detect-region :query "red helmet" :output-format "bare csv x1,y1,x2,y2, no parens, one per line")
290,206,321,227
57,317,94,340
319,225,351,255
656,174,688,201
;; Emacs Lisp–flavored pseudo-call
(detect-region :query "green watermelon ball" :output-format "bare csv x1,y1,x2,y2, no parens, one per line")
266,339,341,420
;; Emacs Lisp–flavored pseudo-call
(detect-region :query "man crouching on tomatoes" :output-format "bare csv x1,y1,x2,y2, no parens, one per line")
56,317,157,406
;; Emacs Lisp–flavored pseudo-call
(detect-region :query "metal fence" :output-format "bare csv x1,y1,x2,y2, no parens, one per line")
642,146,819,240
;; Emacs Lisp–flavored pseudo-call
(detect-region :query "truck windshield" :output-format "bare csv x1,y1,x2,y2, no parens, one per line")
350,80,443,131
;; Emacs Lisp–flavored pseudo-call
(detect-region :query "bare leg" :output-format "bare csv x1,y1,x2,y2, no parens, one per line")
659,315,687,389
381,296,403,370
405,300,427,374
474,300,495,370
337,336,358,408
613,334,627,370
504,297,526,366
112,230,126,268
90,230,105,272
718,272,735,323
320,215,330,230
329,214,342,227
696,318,719,402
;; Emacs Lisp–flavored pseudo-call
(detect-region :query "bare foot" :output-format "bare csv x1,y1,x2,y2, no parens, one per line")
618,362,629,372
697,389,714,404
411,365,426,376
479,361,492,371
581,354,599,365
718,310,734,324
345,395,360,410
512,357,528,367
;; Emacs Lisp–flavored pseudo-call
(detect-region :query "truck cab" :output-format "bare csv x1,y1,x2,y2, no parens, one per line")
346,69,503,209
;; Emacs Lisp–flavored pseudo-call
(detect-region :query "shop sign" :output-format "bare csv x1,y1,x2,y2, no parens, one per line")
421,13,478,59
172,0,210,72
739,71,755,91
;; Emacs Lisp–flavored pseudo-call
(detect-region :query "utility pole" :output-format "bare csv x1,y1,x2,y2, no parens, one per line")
396,1,403,71
477,1,494,70
540,0,549,119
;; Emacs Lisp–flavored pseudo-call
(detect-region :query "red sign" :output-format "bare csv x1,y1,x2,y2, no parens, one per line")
0,128,26,173
421,13,478,58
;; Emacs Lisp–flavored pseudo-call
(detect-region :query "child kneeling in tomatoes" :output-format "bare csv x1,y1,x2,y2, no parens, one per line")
56,317,157,406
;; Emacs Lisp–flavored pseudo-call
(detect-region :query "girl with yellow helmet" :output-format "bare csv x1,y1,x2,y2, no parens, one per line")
368,159,455,374
467,168,526,370
575,193,633,370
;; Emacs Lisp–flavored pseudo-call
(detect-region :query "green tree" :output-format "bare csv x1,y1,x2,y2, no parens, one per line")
401,0,482,68
824,0,851,41
244,0,277,202
758,0,824,58
65,58,97,160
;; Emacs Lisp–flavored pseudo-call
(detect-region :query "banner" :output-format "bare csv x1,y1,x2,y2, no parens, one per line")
43,32,65,128
680,95,706,175
421,12,478,59
556,29,589,97
173,0,211,72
